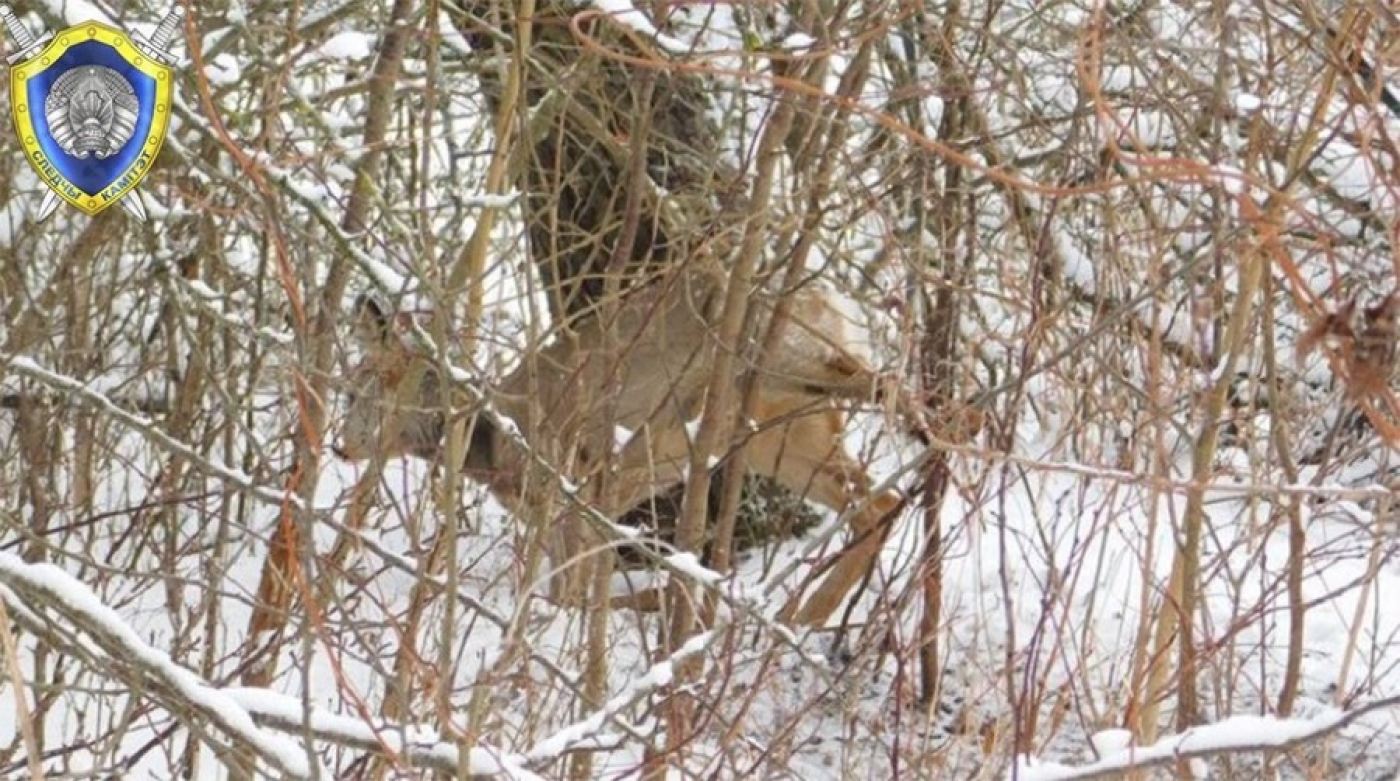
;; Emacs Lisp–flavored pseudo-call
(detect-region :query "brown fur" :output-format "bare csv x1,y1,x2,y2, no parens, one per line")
335,267,965,627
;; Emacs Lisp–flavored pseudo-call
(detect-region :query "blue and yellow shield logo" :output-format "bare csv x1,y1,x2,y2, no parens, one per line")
2,7,183,220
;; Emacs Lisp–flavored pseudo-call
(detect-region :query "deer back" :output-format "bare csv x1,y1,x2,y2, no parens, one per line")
494,269,881,443
492,267,723,451
336,270,881,468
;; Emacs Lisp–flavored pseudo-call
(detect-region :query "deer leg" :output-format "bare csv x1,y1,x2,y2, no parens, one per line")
785,483,902,628
576,418,694,612
744,397,903,628
606,420,695,518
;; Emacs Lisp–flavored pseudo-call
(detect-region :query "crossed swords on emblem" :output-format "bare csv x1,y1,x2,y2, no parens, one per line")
0,5,183,222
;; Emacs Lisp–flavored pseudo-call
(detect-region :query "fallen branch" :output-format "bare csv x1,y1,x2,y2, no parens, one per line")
224,688,544,779
0,392,171,415
0,553,314,779
1013,695,1400,781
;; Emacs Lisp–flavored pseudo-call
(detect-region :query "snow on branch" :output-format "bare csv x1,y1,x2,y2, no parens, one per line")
525,628,719,765
224,688,543,779
159,116,411,301
0,553,316,779
1013,696,1400,781
228,618,721,775
1,356,296,510
590,0,689,54
263,156,410,295
37,0,112,27
175,276,295,346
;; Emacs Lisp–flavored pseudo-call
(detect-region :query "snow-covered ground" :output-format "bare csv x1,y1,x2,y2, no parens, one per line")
1,382,1398,778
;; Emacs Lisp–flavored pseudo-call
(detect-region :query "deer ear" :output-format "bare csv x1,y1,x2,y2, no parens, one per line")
353,293,393,344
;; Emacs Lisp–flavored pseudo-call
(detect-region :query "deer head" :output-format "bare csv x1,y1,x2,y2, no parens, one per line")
334,295,494,469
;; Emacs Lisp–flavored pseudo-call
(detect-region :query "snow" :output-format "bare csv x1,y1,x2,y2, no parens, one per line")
664,552,722,585
524,629,717,765
1216,164,1248,195
781,32,816,51
204,53,241,86
1235,92,1263,112
611,568,664,597
591,0,689,54
178,278,294,345
1088,728,1133,756
461,192,522,208
317,31,376,61
223,687,540,778
1014,708,1369,780
0,553,315,779
39,0,107,26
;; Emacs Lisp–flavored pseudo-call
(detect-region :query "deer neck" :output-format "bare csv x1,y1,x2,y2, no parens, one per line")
457,410,534,506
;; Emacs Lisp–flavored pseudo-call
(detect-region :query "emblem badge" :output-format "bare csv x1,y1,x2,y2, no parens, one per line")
1,5,183,221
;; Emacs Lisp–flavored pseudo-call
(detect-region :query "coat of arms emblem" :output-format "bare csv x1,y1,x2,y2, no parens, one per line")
1,5,183,221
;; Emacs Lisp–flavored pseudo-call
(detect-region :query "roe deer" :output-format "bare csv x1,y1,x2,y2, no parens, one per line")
334,265,973,627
